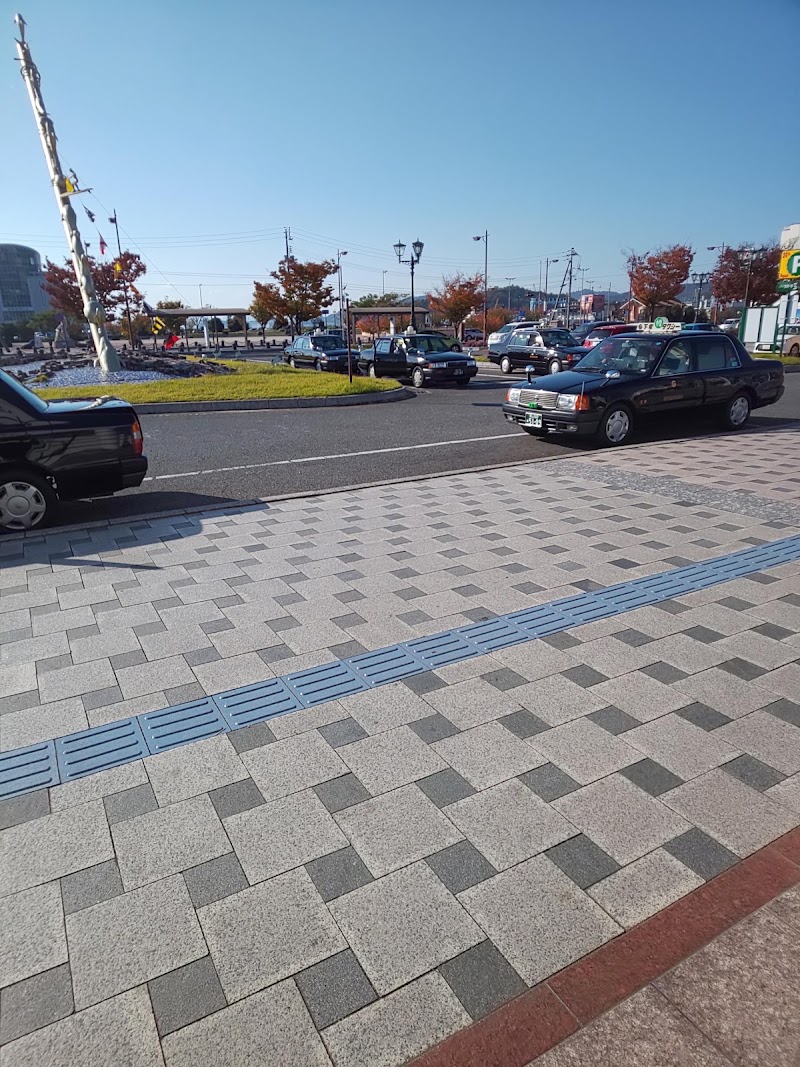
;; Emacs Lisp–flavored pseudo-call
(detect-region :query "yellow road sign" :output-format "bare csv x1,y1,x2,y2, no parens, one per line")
779,249,800,280
152,316,166,333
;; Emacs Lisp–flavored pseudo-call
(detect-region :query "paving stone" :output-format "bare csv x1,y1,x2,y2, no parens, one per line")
620,758,685,797
716,657,768,681
0,789,49,831
160,979,331,1067
562,664,609,688
322,972,469,1067
0,962,73,1046
587,706,640,734
531,718,640,784
416,767,477,808
241,729,347,801
184,646,221,667
318,716,369,748
460,854,620,986
295,949,377,1029
662,768,798,857
717,709,800,775
676,703,732,731
313,772,371,814
641,661,689,684
337,725,446,794
589,848,704,928
480,667,527,691
426,840,497,894
751,621,795,641
403,671,447,695
541,631,582,650
544,833,621,890
0,881,67,988
67,874,206,1009
209,777,265,819
60,859,124,915
148,955,227,1038
145,734,249,806
612,628,654,648
589,670,691,722
329,862,483,995
447,778,576,871
81,685,123,711
37,658,116,704
439,939,526,1022
432,721,544,790
498,709,551,738
722,754,786,792
334,783,463,877
0,800,113,897
305,845,374,903
553,775,690,865
625,714,741,780
519,762,581,802
513,673,609,726
765,698,800,728
663,827,740,880
183,852,249,908
423,677,524,729
198,867,346,1002
227,721,276,754
409,713,461,743
0,986,163,1067
103,783,158,825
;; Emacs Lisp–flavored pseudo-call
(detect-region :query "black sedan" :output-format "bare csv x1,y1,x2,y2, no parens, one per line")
283,334,357,373
357,335,478,388
489,327,586,375
501,330,784,446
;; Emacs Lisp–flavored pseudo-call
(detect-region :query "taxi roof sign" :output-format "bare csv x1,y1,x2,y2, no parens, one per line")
635,321,682,333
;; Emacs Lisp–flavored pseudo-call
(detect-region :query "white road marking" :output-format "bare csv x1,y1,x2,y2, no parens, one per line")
145,432,524,482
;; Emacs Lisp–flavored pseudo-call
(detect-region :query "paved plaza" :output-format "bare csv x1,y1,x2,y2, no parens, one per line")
1,425,799,1066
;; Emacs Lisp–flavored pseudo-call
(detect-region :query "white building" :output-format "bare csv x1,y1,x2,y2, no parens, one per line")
0,244,50,324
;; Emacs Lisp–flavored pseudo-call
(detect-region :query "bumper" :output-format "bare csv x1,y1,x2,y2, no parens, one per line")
424,366,478,383
121,455,148,489
501,403,600,436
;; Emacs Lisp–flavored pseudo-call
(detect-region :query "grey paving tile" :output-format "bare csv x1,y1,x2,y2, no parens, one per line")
586,706,640,734
241,729,347,801
722,754,786,792
541,631,582,650
439,940,526,1021
589,848,703,929
613,628,654,647
183,852,249,908
184,646,221,667
209,777,265,819
0,962,73,1046
481,667,527,691
530,719,640,784
519,762,581,802
305,845,374,903
561,664,610,688
318,716,369,748
338,725,446,794
0,882,67,988
752,621,795,641
664,827,739,880
433,721,543,790
545,833,621,889
404,671,447,695
296,949,377,1029
498,708,550,738
109,649,146,670
81,685,123,712
148,955,227,1037
626,714,741,780
765,699,800,728
676,703,732,731
67,874,206,1009
329,862,483,995
197,868,346,1001
60,859,124,915
718,657,768,681
641,661,689,684
313,772,371,814
409,712,460,743
145,734,249,806
620,758,685,797
416,767,477,809
227,721,276,754
0,789,50,832
103,783,158,826
426,839,497,894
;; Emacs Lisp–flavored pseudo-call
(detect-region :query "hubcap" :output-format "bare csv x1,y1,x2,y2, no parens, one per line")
730,396,749,426
501,359,511,373
549,361,560,374
605,410,630,444
0,480,47,531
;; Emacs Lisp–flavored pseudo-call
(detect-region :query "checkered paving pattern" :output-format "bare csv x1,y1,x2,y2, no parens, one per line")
1,429,799,1066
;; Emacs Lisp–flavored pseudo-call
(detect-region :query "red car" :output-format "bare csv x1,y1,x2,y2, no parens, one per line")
583,323,636,349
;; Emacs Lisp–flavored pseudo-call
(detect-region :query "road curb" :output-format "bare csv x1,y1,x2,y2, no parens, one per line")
133,385,413,415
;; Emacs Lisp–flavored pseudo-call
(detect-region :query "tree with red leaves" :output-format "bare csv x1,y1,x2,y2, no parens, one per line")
626,245,694,320
426,273,484,340
43,252,146,322
251,256,337,337
711,245,780,308
467,306,514,334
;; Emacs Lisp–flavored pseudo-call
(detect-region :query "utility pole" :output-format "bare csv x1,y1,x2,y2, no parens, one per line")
543,258,559,316
505,277,515,311
284,227,292,260
691,271,711,311
337,251,347,332
345,296,353,383
473,231,489,341
382,270,387,296
706,245,726,322
565,248,577,328
14,14,120,372
109,210,134,353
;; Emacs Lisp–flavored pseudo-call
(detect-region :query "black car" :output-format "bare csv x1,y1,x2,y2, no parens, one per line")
489,327,586,375
501,330,784,447
0,370,147,532
357,335,478,387
283,334,356,372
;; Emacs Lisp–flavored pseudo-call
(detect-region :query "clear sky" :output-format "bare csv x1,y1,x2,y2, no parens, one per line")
3,0,798,310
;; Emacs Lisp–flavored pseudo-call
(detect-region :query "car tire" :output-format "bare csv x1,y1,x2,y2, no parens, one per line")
548,359,561,374
368,363,377,378
0,467,57,533
411,367,425,388
721,390,751,431
790,343,799,357
289,356,296,368
314,359,322,372
454,380,470,388
597,404,633,447
500,356,512,374
450,343,462,353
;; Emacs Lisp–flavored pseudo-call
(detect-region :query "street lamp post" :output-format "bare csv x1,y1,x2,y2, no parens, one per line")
472,231,488,342
543,258,559,317
706,246,726,322
393,239,423,331
505,278,515,311
337,251,348,332
691,271,711,312
382,270,387,296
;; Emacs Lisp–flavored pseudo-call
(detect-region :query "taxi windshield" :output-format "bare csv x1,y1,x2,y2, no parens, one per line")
574,335,666,376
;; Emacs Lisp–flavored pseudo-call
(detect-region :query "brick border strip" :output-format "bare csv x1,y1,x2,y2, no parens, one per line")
133,385,413,414
409,827,800,1067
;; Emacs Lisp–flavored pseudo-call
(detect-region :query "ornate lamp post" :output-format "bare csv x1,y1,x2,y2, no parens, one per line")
393,239,423,331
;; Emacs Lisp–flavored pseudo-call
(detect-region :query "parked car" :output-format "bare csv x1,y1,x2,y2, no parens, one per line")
582,323,638,349
357,334,478,387
0,369,147,531
501,330,784,447
753,324,800,357
487,320,541,355
488,327,586,375
680,322,721,333
283,334,356,372
719,318,740,335
570,321,624,344
426,330,463,352
464,327,484,343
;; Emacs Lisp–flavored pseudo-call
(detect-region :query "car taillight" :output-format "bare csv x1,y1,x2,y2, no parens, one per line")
131,419,143,456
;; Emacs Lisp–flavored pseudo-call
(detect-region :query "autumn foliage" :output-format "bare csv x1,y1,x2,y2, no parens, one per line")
251,257,337,336
426,273,484,339
626,245,693,320
711,245,780,307
467,306,514,334
43,252,146,321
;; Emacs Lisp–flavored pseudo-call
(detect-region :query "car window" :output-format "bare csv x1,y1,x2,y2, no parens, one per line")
376,339,391,354
586,328,611,341
655,340,693,376
508,332,528,347
311,337,340,351
0,372,49,414
575,336,666,376
541,330,574,346
694,337,738,371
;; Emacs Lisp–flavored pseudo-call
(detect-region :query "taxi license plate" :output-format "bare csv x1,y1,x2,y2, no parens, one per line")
524,412,542,428
453,368,464,375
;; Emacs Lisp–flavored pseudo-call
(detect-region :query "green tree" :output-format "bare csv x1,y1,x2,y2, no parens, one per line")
227,315,244,333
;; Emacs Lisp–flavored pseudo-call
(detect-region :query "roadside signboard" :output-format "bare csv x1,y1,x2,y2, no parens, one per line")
776,280,796,294
778,250,800,280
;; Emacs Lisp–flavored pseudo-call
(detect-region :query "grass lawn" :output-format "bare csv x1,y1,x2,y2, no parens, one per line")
753,354,800,366
36,360,400,404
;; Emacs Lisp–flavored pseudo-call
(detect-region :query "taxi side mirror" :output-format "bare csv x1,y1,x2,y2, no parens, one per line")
526,365,534,384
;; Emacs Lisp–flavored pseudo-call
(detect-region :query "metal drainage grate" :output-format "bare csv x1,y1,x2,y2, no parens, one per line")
56,718,148,782
455,617,528,652
403,631,481,669
284,660,368,707
506,603,571,635
215,679,302,730
139,697,228,754
0,741,58,799
347,645,426,686
550,594,619,623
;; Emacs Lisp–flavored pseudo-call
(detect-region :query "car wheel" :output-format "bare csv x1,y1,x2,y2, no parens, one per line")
289,356,296,368
790,343,799,357
721,391,751,431
314,359,322,372
368,363,377,378
548,359,561,374
454,379,470,388
450,343,462,353
411,367,425,388
597,404,633,447
500,356,512,374
0,468,57,532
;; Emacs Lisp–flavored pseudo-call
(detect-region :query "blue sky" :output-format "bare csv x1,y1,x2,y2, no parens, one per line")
3,0,798,309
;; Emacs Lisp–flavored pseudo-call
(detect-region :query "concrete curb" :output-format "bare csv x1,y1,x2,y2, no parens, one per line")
134,385,413,415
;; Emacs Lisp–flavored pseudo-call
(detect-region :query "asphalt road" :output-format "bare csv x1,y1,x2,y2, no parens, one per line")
52,365,800,529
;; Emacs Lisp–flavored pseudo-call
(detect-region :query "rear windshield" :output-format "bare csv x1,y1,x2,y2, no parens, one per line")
586,327,613,341
0,370,49,413
541,330,576,346
311,336,343,350
575,336,666,376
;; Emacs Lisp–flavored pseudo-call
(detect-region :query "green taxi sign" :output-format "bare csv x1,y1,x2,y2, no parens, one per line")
653,316,668,329
777,280,795,294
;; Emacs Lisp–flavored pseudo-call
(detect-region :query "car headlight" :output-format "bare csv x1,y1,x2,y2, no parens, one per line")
507,387,522,403
465,359,476,366
557,394,578,410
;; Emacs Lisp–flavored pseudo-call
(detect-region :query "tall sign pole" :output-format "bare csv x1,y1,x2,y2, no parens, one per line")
13,14,120,372
110,211,135,352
